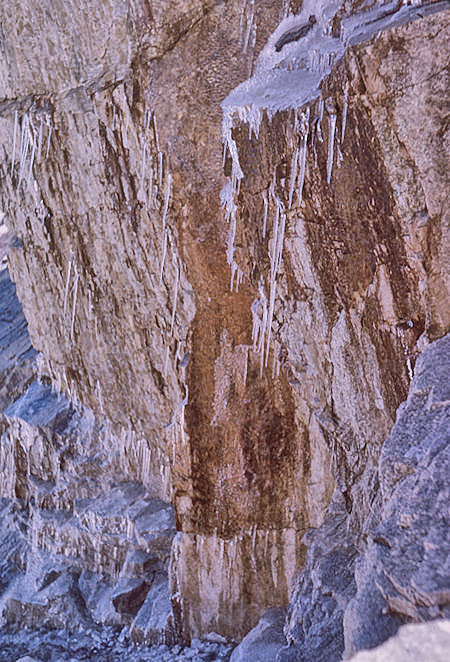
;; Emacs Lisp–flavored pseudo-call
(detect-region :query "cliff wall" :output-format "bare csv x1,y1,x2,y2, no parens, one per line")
0,0,448,654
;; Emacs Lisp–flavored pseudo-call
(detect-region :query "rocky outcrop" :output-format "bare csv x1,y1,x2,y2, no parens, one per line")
350,620,450,662
0,0,449,654
276,333,450,660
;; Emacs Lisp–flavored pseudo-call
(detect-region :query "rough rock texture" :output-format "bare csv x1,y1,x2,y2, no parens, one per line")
229,333,449,661
349,620,450,662
0,267,36,412
229,608,287,662
0,0,449,652
277,333,450,660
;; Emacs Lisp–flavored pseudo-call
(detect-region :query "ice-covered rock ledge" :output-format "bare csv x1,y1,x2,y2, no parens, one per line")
223,0,449,116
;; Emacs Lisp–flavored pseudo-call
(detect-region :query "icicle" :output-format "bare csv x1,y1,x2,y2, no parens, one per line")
251,299,261,351
222,109,244,190
316,98,324,144
70,270,79,341
146,107,153,132
161,172,172,230
243,0,255,55
45,124,52,160
326,107,337,185
179,385,188,446
18,116,30,187
236,265,244,290
319,98,324,123
160,228,168,281
262,190,268,238
243,347,249,386
341,94,348,144
230,261,238,292
11,111,18,177
274,210,285,276
27,129,36,187
37,118,43,163
297,108,310,205
153,115,160,153
63,255,72,316
140,142,147,190
272,342,280,379
170,264,179,335
163,342,170,377
288,147,299,209
158,151,163,187
229,261,243,292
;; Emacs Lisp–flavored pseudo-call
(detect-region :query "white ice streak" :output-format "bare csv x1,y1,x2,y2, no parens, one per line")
262,190,268,238
242,0,255,55
45,125,52,160
288,147,299,209
326,102,337,184
11,111,18,177
161,172,172,231
222,108,245,190
37,118,43,162
18,115,31,187
265,193,285,368
139,141,148,191
341,89,348,144
70,267,79,341
27,126,37,186
295,107,310,205
170,263,179,336
251,285,268,377
160,229,168,282
63,254,73,316
220,180,243,290
160,173,172,281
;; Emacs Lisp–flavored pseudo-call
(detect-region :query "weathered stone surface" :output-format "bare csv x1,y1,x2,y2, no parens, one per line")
130,573,174,645
349,620,450,662
229,608,287,662
112,577,151,616
343,333,450,657
0,268,36,412
281,333,450,661
280,505,359,661
0,0,449,650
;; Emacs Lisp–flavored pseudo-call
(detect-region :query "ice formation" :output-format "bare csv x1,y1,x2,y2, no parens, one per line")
220,0,442,381
10,110,53,190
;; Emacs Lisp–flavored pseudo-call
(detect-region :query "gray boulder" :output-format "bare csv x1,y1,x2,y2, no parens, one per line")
230,608,287,662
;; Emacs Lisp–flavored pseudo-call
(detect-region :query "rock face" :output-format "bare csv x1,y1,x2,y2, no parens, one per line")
0,0,449,654
277,332,450,661
349,620,450,662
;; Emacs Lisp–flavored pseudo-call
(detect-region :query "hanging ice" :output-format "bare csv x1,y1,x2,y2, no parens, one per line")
170,263,179,336
10,111,18,177
63,254,73,316
70,268,79,341
341,89,348,144
326,100,337,185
